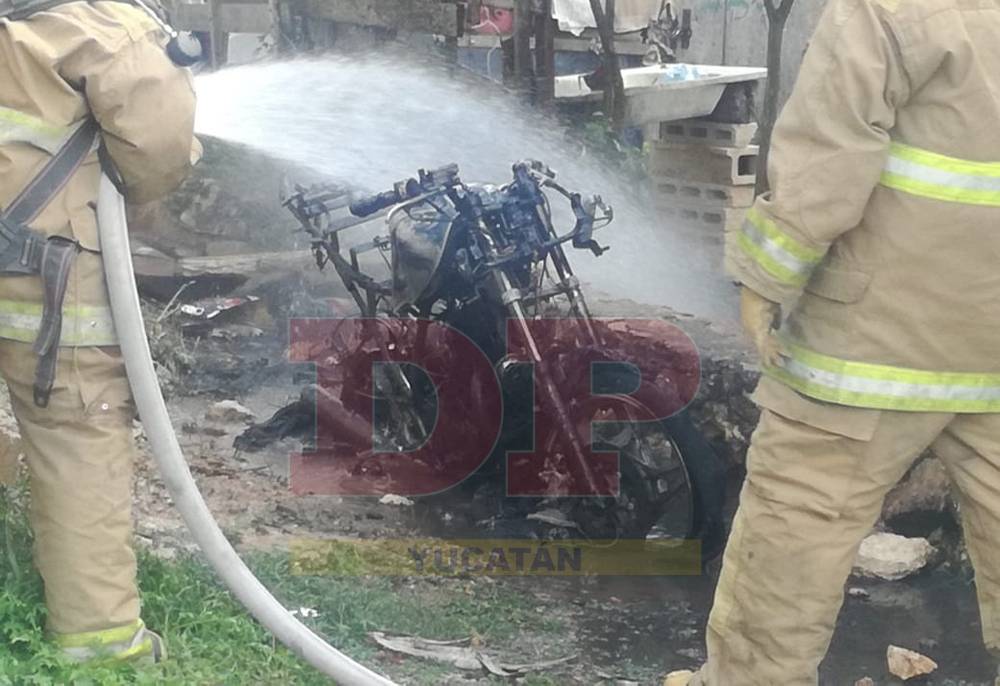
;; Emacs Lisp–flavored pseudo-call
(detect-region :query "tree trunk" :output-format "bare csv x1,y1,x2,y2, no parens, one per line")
535,0,556,108
513,0,535,98
589,0,627,131
755,0,795,194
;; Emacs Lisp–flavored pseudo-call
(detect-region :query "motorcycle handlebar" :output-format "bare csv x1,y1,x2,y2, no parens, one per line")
349,189,403,218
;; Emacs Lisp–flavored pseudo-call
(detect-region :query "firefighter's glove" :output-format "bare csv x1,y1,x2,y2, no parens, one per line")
740,286,785,367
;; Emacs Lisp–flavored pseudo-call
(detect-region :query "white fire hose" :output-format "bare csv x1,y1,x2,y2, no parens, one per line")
97,174,396,685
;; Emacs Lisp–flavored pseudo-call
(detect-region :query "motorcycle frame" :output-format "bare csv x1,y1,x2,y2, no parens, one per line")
290,166,616,495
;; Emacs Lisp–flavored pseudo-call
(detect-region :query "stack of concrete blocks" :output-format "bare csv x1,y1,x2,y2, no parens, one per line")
648,118,759,253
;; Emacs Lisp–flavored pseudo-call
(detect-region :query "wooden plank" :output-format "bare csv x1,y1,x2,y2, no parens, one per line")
174,3,211,32
535,1,555,106
177,250,315,277
468,0,482,30
459,33,648,55
219,3,273,33
300,0,460,36
209,0,225,67
512,0,533,94
553,33,647,54
174,2,272,33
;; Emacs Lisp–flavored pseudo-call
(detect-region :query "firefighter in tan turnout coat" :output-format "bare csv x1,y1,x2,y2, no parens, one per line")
668,0,1000,682
0,0,197,661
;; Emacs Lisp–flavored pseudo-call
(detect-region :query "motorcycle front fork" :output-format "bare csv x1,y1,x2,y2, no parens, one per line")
495,269,601,495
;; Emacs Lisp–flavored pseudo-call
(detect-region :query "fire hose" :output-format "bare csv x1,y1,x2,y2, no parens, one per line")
97,174,397,685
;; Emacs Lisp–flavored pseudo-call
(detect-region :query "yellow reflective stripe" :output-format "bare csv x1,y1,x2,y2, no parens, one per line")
746,207,824,262
737,232,805,285
52,620,144,649
0,107,68,139
880,171,1000,206
768,337,1000,412
0,106,76,155
737,207,823,286
0,300,117,346
889,142,1000,178
0,299,110,316
110,638,154,661
880,142,1000,206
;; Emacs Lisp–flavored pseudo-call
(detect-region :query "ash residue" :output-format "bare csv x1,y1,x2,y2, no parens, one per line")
689,356,760,467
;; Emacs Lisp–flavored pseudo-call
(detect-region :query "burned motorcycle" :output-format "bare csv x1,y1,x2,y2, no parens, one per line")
272,161,725,555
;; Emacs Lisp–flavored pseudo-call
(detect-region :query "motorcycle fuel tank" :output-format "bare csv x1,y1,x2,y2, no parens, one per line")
388,195,462,310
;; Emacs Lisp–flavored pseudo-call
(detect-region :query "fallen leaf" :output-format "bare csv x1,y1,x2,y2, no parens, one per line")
369,632,576,676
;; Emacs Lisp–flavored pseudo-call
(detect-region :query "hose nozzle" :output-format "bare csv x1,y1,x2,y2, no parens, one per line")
131,0,204,67
166,32,204,67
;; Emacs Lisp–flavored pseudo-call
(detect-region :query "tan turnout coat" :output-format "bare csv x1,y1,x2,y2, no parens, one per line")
727,0,1000,412
0,0,198,340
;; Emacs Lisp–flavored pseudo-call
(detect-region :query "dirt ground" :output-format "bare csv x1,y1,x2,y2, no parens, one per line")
108,300,995,685
0,262,984,683
131,390,998,685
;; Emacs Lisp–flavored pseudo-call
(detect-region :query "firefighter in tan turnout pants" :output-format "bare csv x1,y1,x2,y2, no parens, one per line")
0,0,197,661
665,0,1000,682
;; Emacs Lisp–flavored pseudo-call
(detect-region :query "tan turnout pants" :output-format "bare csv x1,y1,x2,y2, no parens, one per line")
693,379,1000,685
0,340,140,636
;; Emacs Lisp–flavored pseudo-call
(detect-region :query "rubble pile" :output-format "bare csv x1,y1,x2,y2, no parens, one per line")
688,355,759,467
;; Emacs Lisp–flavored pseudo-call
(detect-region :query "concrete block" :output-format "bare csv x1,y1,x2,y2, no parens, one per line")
651,175,756,208
724,223,741,265
650,142,759,186
659,119,758,148
656,203,748,234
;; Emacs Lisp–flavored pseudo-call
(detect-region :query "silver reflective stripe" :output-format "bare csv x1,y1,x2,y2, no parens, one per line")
0,106,79,155
769,337,1000,411
884,155,1000,193
0,305,118,346
740,220,811,277
881,142,1000,206
780,356,1000,403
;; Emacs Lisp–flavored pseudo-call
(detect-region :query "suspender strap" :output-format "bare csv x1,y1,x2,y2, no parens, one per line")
0,117,99,406
3,118,99,226
31,238,77,407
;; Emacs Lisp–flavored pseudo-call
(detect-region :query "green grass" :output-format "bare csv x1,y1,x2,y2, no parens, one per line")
0,486,564,685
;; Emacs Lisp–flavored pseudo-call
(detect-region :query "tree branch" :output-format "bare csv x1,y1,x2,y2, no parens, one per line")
756,0,796,193
589,0,627,130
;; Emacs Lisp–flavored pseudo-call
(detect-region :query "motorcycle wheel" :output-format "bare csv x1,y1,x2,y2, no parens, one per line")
550,368,726,562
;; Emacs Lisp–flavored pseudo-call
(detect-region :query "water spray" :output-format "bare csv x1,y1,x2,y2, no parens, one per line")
193,58,738,324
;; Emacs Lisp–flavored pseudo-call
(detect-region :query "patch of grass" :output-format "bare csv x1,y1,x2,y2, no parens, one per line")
572,114,649,184
0,485,565,684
